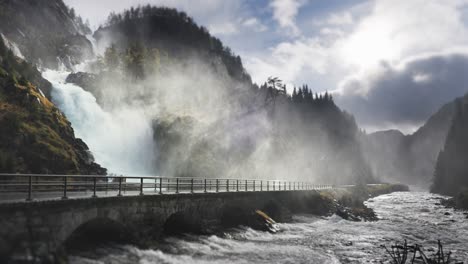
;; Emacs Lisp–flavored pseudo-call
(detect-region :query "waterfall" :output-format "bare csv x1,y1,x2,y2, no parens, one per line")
42,69,156,176
85,34,99,56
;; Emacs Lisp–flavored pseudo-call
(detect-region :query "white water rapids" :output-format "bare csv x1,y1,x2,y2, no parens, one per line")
69,191,468,263
42,69,156,176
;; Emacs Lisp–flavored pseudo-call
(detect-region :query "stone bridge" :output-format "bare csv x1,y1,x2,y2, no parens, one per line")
0,174,337,262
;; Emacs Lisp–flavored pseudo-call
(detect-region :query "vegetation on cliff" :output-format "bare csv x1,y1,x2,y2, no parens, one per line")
0,37,106,174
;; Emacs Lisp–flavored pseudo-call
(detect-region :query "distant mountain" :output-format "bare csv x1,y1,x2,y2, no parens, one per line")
0,37,106,174
362,94,462,187
431,96,468,195
0,0,93,73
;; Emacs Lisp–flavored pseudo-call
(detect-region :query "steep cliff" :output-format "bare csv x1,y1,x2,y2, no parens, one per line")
362,94,460,187
431,96,468,195
0,0,93,75
0,37,106,174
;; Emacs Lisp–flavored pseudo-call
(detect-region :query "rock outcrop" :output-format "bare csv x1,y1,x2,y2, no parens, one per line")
0,0,93,71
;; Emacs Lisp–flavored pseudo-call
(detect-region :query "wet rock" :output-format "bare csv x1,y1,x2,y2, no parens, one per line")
65,72,97,90
220,206,280,233
440,198,456,208
444,212,451,216
253,210,280,233
335,206,360,222
435,203,441,206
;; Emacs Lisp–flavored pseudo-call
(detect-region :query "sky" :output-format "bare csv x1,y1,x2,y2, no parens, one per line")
64,0,468,134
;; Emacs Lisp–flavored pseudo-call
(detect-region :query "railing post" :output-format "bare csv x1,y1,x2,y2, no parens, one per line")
216,179,219,192
191,178,194,193
26,175,32,201
273,181,275,191
118,177,122,196
260,180,263,191
236,179,239,192
92,177,97,198
140,177,144,195
227,179,229,192
176,178,179,194
159,178,163,194
245,180,247,191
267,181,269,191
289,182,291,191
62,176,68,200
253,180,256,191
204,179,207,193
284,182,286,191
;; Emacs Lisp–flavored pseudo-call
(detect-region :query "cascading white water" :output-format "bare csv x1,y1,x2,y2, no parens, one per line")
85,34,99,56
42,69,156,176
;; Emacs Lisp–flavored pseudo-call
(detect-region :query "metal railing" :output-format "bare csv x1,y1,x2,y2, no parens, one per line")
0,174,334,203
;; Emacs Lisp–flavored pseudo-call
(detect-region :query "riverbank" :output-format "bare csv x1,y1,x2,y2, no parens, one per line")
441,190,468,210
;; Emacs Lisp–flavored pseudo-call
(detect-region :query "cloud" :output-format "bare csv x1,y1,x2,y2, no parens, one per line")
336,52,468,129
209,22,239,35
334,0,468,71
242,18,268,32
326,12,353,25
244,37,331,87
329,0,468,131
269,0,305,36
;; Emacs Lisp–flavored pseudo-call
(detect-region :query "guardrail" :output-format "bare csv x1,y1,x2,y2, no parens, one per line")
0,174,334,203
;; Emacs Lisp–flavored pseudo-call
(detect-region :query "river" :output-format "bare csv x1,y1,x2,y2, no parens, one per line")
69,191,468,263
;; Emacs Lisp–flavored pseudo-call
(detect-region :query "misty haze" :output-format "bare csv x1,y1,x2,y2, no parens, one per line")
0,0,467,263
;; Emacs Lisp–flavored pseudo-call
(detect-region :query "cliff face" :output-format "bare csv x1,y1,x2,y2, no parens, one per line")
362,95,458,187
0,0,93,74
431,96,468,195
0,38,106,175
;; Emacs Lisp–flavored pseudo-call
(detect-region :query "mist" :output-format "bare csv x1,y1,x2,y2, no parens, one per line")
30,5,376,185
43,69,156,175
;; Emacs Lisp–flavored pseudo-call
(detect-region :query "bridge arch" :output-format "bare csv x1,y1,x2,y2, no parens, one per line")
163,211,205,235
63,217,135,252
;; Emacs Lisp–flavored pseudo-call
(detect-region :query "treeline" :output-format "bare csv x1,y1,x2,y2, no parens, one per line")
431,96,468,195
258,80,337,113
93,43,168,79
66,6,92,35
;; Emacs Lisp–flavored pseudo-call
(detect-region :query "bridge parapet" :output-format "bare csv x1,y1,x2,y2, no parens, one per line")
0,174,334,203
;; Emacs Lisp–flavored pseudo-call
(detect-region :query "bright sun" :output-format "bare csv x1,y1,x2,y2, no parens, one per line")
339,17,401,69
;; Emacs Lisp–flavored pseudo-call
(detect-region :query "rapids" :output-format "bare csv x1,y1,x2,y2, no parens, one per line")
69,191,468,263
